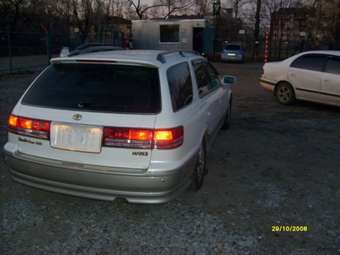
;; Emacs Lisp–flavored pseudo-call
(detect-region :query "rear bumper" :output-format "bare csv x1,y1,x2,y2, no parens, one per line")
259,78,275,92
4,150,195,204
221,54,244,62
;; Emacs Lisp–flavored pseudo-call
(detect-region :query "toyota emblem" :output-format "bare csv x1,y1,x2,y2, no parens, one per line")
72,114,82,121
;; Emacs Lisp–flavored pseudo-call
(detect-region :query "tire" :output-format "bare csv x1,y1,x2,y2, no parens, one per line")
275,82,296,105
221,101,232,130
192,141,207,191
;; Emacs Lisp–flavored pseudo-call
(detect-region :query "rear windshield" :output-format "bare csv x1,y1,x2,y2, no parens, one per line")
22,64,161,114
224,45,241,51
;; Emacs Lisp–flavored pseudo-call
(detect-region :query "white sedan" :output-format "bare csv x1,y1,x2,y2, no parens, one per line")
260,51,340,107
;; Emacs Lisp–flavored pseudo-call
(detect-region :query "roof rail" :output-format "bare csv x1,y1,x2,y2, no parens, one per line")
156,50,200,63
157,51,184,63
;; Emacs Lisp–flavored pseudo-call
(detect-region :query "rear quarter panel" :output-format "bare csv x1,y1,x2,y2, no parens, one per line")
263,62,289,83
150,59,206,173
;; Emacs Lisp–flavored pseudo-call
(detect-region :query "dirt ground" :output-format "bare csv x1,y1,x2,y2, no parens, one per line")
1,63,339,255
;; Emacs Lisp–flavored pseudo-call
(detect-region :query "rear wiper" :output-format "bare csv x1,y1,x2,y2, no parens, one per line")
77,102,92,108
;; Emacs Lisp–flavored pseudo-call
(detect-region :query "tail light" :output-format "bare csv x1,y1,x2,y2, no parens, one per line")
8,115,50,139
103,126,183,150
103,127,154,149
153,127,183,149
8,114,183,150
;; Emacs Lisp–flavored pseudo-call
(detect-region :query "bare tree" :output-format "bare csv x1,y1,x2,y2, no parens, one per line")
127,0,167,19
252,0,262,59
71,0,95,42
262,0,304,58
161,0,195,19
231,0,247,19
310,0,338,48
103,0,126,17
1,0,27,30
195,0,211,16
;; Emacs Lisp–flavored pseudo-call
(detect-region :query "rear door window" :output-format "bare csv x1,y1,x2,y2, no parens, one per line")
167,62,193,112
22,64,161,114
290,54,328,72
325,57,340,75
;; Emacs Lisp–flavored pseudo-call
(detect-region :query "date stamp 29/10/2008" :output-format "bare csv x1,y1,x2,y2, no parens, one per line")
272,226,308,232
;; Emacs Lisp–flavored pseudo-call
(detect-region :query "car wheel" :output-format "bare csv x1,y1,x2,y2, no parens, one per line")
221,101,232,130
192,142,207,191
275,82,296,105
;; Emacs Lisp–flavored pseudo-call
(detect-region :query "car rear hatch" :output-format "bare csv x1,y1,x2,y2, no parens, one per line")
223,45,242,56
10,61,161,170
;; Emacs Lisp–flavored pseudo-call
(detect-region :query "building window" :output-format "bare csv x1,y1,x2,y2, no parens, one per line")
160,25,179,43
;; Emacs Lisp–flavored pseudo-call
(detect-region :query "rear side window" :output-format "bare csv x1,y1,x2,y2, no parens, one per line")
206,63,220,90
290,54,328,72
193,60,220,97
22,64,161,114
192,61,210,97
325,57,340,75
167,62,193,112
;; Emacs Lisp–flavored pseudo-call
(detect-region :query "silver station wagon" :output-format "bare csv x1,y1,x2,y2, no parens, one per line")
4,49,235,203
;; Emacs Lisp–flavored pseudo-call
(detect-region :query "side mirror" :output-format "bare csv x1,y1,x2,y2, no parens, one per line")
221,75,237,86
59,47,70,57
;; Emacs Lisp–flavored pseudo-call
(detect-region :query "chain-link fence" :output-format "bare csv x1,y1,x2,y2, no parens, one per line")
0,30,124,74
0,30,75,74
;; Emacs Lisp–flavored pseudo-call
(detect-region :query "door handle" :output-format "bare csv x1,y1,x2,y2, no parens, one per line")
324,79,329,82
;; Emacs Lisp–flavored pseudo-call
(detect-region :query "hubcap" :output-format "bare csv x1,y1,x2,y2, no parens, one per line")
196,144,205,181
277,86,291,103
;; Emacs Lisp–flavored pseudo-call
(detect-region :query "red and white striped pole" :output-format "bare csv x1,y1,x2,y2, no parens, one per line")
264,30,269,63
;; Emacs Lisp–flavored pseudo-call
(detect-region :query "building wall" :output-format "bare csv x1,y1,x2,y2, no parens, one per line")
132,19,206,51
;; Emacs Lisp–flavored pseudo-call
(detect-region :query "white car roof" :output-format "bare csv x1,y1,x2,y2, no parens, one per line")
51,50,202,67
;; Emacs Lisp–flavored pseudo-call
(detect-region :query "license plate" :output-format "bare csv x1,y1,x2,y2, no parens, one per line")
227,53,236,56
50,122,103,153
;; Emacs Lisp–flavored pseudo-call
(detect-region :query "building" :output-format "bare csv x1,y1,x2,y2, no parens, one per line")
132,16,215,54
270,8,316,59
98,16,132,43
70,16,131,47
270,2,340,59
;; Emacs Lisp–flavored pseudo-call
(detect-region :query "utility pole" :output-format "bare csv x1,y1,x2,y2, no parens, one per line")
7,23,13,73
253,0,262,61
212,0,221,56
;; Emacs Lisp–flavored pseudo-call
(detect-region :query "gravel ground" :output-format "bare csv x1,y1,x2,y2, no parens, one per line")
1,63,340,255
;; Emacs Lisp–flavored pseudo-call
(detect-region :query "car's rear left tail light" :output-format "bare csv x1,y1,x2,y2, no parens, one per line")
153,127,183,149
103,126,183,150
8,115,50,139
